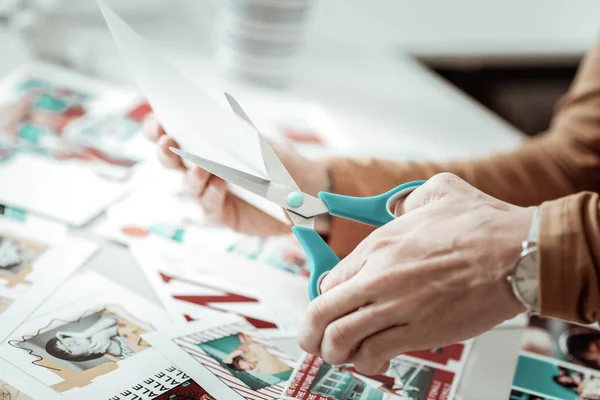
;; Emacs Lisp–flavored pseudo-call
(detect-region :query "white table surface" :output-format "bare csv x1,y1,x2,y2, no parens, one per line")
2,2,537,398
308,0,600,66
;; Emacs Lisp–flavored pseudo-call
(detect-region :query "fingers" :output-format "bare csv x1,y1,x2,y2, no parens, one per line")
184,166,212,197
157,135,185,171
201,177,228,220
319,301,402,366
354,359,391,377
319,251,365,294
352,324,413,375
394,172,463,216
297,277,369,357
142,114,165,142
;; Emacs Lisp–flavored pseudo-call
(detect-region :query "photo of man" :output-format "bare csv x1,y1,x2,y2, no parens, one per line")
197,332,293,391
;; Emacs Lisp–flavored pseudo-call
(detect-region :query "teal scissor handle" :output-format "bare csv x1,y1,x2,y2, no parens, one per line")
293,226,340,300
293,180,425,300
319,180,425,227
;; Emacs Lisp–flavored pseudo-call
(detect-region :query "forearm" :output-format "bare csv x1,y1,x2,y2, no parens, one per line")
539,192,600,323
328,38,600,257
327,133,582,256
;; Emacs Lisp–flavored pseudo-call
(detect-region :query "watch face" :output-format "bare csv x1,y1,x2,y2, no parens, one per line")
514,248,539,308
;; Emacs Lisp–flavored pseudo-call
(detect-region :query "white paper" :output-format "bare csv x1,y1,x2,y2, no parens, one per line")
144,316,297,400
0,270,190,399
131,240,309,332
97,0,266,178
97,0,291,223
0,217,97,343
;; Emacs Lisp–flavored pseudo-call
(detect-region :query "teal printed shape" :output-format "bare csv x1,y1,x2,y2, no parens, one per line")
19,124,45,143
18,78,47,91
34,94,67,112
512,355,578,399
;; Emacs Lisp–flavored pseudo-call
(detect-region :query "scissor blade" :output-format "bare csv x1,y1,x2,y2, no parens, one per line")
224,92,258,130
171,147,329,219
223,93,301,191
170,147,271,198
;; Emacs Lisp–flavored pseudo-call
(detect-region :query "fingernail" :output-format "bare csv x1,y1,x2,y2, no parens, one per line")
318,272,330,294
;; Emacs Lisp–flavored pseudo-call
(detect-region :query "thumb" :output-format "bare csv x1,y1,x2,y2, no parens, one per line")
319,251,365,294
394,173,462,216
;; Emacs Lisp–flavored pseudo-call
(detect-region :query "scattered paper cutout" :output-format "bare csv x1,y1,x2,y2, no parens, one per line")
9,306,153,392
0,234,47,287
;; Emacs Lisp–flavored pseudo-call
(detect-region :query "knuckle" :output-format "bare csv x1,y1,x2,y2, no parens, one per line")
427,172,459,187
325,322,347,349
306,300,326,329
353,358,385,376
296,330,311,353
358,336,384,359
322,324,353,365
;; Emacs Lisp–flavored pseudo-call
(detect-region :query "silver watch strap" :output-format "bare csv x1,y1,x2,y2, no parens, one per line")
528,207,540,243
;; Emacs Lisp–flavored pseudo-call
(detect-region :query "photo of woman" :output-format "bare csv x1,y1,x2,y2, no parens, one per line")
222,333,291,375
197,331,292,391
45,313,142,362
18,309,150,375
552,367,600,400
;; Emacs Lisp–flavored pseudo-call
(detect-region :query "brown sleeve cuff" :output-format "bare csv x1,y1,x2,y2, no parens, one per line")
539,193,600,324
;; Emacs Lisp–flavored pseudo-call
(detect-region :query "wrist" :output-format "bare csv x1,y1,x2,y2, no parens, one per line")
506,206,540,315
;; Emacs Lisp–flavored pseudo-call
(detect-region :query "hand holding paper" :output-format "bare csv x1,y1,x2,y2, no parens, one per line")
97,0,328,226
144,117,330,235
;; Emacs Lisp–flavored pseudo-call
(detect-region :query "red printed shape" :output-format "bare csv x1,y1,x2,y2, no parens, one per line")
161,272,278,329
405,343,465,366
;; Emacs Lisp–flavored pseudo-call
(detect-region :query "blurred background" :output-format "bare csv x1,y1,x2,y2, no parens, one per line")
2,0,599,157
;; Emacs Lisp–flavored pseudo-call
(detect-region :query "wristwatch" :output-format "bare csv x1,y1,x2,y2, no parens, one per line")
508,207,541,315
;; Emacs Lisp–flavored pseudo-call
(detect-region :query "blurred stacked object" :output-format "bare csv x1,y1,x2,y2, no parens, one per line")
214,0,311,88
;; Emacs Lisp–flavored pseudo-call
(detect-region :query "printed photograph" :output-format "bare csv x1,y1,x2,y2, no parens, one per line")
0,75,149,180
154,379,216,400
0,234,47,287
0,379,33,400
0,295,14,314
13,308,151,392
227,235,309,277
197,332,293,391
512,354,600,400
522,316,600,371
286,354,456,400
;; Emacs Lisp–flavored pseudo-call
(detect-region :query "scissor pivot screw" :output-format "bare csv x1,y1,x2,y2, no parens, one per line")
287,191,304,208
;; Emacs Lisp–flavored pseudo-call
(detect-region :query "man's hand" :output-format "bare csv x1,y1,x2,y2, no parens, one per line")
142,114,330,236
297,173,532,375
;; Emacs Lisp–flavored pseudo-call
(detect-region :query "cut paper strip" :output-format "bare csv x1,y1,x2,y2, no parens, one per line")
97,0,290,223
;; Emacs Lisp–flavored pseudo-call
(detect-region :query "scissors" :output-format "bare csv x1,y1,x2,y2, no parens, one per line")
170,93,424,300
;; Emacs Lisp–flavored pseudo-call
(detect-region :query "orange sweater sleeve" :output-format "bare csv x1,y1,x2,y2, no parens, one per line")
328,38,600,323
